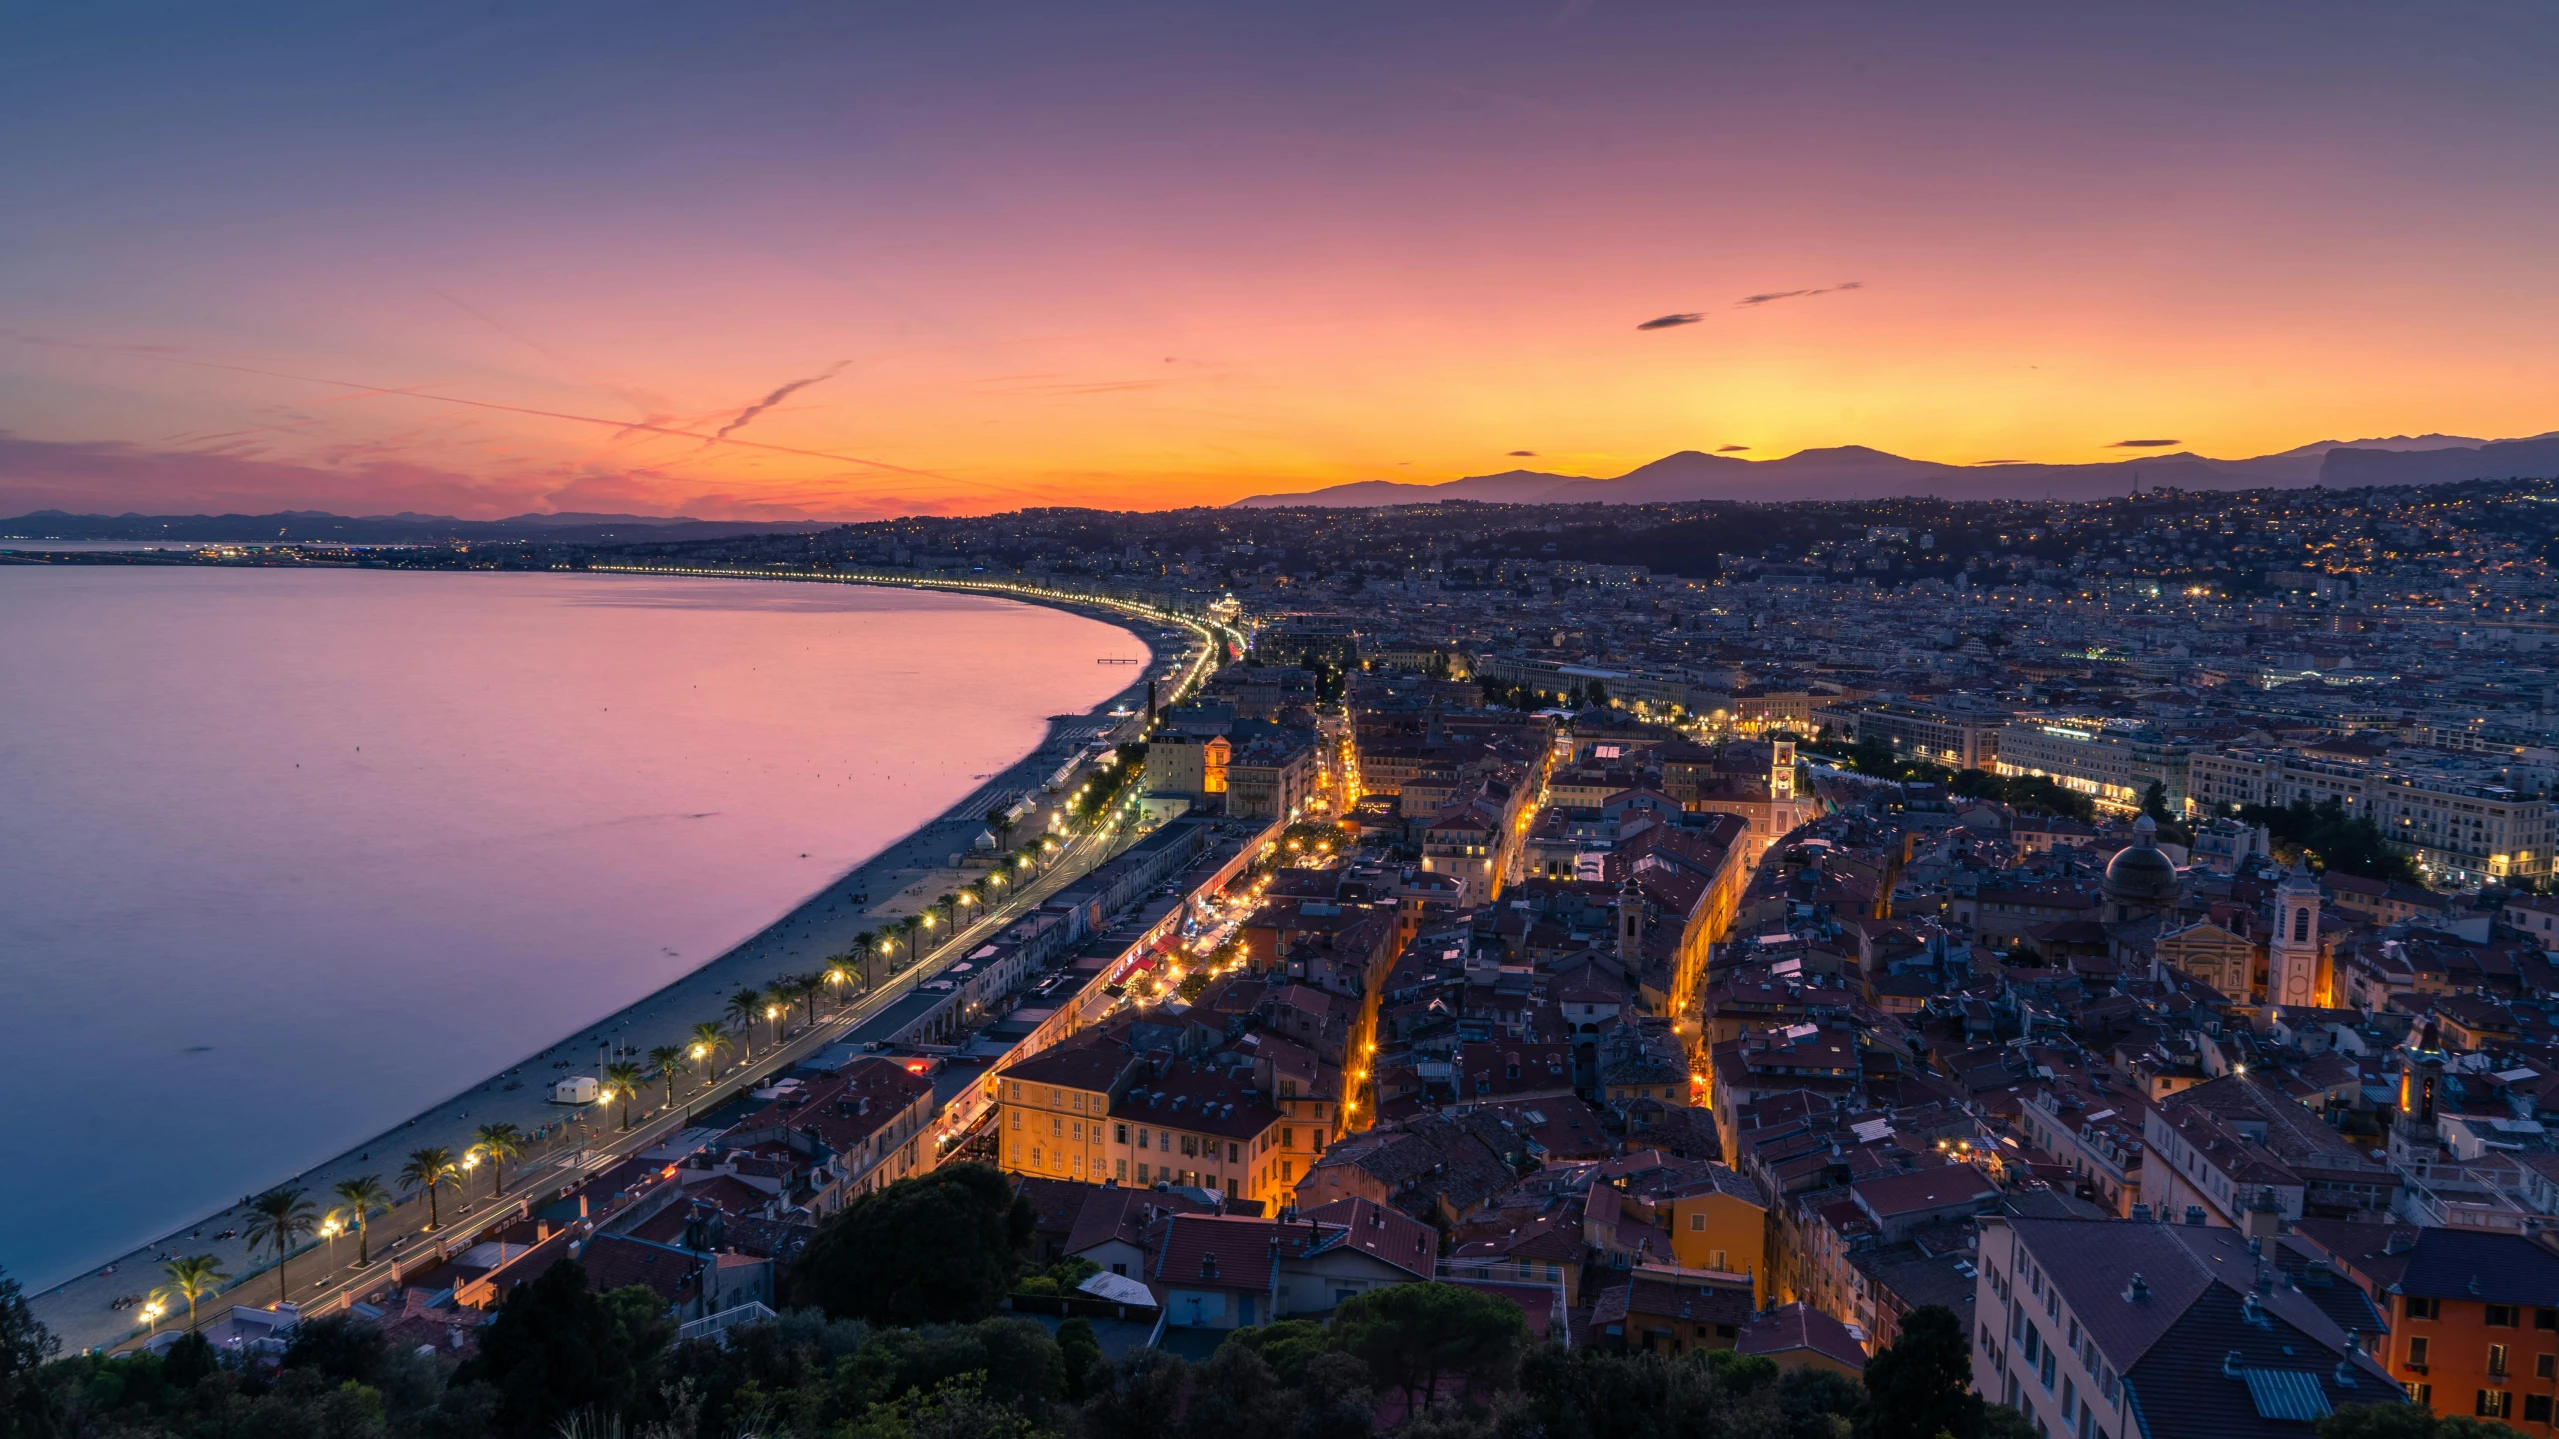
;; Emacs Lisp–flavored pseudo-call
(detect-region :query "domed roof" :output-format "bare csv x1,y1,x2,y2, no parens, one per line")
2105,817,2182,904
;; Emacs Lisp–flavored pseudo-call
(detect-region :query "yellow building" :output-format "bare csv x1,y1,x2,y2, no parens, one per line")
995,1042,1136,1186
1661,1167,1774,1308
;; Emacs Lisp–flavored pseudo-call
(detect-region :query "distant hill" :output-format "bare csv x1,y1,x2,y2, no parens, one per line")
1229,432,2558,509
0,509,837,545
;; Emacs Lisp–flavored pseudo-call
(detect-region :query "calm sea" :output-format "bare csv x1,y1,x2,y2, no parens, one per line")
0,567,1139,1289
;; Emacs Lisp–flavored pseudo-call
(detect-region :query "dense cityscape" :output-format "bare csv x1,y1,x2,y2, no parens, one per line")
7,475,2557,1439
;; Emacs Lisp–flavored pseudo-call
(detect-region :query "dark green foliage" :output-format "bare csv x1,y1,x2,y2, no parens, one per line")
1329,1282,1526,1412
0,1267,61,1439
2317,1406,2530,1439
790,1162,1034,1325
1221,1318,1335,1385
1013,1257,1099,1297
1948,767,2098,823
5,1248,1893,1439
2239,796,2424,884
280,1313,392,1389
1076,1349,1193,1439
1055,1318,1103,1401
1505,1343,1806,1439
1857,1306,1984,1439
158,1333,216,1392
1980,1402,2040,1439
1182,1343,1302,1439
453,1260,669,1438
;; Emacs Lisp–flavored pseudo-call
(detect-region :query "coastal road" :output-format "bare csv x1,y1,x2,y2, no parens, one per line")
46,571,1222,1355
85,757,1146,1355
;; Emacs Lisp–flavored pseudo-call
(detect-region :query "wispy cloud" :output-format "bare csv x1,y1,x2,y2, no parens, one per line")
1508,449,1537,457
1639,281,1863,332
2107,438,2180,448
1717,444,1749,452
714,362,849,440
1736,281,1863,307
0,430,920,524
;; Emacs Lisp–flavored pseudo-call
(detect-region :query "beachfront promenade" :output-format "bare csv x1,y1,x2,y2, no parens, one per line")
33,570,1229,1356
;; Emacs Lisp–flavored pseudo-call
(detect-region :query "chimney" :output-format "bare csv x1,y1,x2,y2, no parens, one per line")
2223,1350,2245,1377
2122,1273,2149,1303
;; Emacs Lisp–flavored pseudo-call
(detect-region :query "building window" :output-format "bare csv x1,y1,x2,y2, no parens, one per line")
2408,1337,2430,1368
2524,1396,2552,1425
1691,1214,1706,1232
1116,1123,1129,1143
2407,1297,2440,1320
2487,1344,2508,1377
2477,1390,2512,1420
2486,1304,2519,1328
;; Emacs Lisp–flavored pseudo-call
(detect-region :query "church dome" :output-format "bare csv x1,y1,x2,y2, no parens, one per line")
2104,816,2181,906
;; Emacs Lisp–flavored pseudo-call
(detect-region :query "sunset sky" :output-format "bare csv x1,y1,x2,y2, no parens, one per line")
5,2,2557,520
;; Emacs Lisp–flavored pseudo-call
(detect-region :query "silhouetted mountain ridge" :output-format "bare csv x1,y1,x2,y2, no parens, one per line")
1231,431,2559,508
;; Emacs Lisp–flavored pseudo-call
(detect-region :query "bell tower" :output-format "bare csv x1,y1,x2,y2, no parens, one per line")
1770,739,1796,802
2268,856,2323,1009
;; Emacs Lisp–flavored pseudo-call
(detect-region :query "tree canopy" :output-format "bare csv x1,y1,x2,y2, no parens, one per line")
789,1162,1035,1325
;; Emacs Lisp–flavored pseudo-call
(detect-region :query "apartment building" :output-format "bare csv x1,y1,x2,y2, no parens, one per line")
1974,1215,2397,1439
2291,1222,2559,1428
2138,1075,2396,1229
2186,746,2554,884
1995,720,2192,815
1820,697,2009,771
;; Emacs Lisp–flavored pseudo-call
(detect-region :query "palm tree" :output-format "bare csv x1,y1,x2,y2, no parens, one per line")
164,1255,228,1332
851,931,878,991
791,972,822,1028
934,892,959,935
470,1123,524,1197
399,1148,457,1231
649,1046,688,1107
242,1187,317,1307
967,875,993,915
330,1175,391,1266
822,961,852,1011
725,988,765,1060
897,914,924,970
140,1288,171,1338
687,1021,731,1082
985,805,1016,853
603,1061,645,1129
767,976,805,1036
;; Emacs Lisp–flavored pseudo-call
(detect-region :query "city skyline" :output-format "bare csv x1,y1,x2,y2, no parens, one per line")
8,1,2559,520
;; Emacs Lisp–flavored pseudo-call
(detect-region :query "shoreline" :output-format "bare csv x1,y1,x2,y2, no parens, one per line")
24,568,1220,1355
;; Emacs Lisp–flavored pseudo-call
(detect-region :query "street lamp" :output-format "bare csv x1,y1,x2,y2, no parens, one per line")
139,1292,168,1337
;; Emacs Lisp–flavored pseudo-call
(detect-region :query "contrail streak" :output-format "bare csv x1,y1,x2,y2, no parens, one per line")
715,362,848,441
0,329,1045,500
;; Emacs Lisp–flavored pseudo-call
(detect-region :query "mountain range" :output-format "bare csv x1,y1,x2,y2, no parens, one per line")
1229,432,2559,509
0,510,836,545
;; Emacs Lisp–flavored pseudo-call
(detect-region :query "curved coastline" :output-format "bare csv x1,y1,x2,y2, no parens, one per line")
26,568,1221,1356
